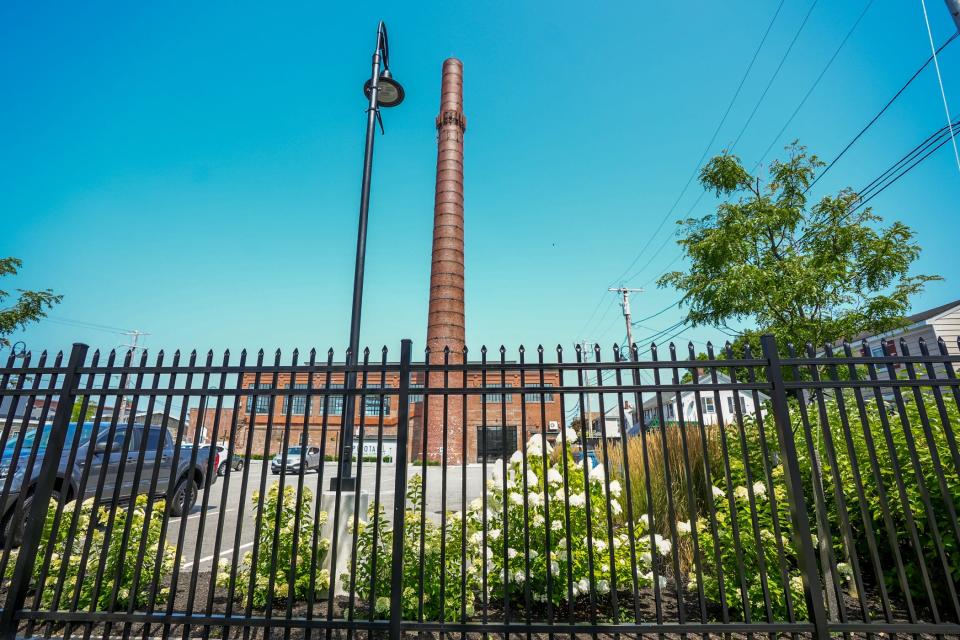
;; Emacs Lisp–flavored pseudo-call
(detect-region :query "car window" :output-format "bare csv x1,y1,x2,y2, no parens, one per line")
144,428,170,453
96,428,136,452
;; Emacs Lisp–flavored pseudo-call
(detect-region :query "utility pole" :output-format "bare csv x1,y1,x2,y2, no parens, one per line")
118,330,150,422
608,287,643,360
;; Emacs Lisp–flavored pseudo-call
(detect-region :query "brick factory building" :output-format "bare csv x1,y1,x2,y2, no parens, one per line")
218,370,562,463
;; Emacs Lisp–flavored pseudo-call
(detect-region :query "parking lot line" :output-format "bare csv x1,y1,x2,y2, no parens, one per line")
180,541,253,571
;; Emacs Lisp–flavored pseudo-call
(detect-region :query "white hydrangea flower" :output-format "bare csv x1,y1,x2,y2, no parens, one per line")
638,514,650,529
594,538,608,552
551,518,564,531
734,486,749,500
470,531,483,545
608,480,622,496
753,481,767,497
712,486,726,499
596,579,610,594
565,427,578,444
676,520,692,535
550,560,560,575
837,562,852,577
654,534,672,556
508,548,518,559
526,470,539,487
509,492,524,506
528,492,544,507
469,497,484,511
610,500,623,516
488,528,501,540
510,450,524,465
527,442,543,458
531,513,544,527
640,551,652,564
514,570,525,583
589,464,606,484
577,578,589,594
658,576,667,590
528,549,539,559
568,493,586,508
547,469,564,485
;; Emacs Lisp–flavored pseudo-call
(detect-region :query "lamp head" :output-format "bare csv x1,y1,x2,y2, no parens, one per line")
364,68,404,107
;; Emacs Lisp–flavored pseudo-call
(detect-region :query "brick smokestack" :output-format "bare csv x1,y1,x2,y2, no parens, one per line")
418,58,467,463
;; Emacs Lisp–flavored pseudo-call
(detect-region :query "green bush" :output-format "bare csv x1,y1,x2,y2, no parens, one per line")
347,429,668,621
19,495,175,610
799,391,960,611
347,474,479,621
680,472,807,620
217,482,330,608
475,430,665,608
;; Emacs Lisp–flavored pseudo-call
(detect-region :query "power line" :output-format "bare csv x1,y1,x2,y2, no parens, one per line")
755,0,875,168
921,0,960,174
850,115,960,213
729,0,820,153
46,316,130,334
806,31,959,193
631,300,681,325
574,3,789,339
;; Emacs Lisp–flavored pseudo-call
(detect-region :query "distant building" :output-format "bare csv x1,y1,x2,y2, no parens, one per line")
847,299,960,376
229,368,563,463
640,373,768,427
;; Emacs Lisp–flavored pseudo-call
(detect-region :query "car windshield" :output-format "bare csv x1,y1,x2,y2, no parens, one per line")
287,447,302,455
4,422,97,457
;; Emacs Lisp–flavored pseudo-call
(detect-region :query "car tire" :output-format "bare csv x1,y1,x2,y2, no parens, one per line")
170,477,198,517
234,460,244,472
2,490,61,549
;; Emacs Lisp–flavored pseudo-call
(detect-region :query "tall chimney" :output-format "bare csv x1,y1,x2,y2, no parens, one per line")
420,58,467,463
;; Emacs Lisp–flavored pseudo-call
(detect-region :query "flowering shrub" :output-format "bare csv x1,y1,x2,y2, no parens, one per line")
217,482,330,608
347,474,480,621
468,429,668,608
23,495,175,610
679,473,807,621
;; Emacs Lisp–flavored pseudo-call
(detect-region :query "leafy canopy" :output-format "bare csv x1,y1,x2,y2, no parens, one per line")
658,144,938,350
0,257,61,347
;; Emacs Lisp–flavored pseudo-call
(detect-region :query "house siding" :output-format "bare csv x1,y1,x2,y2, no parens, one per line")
932,306,960,355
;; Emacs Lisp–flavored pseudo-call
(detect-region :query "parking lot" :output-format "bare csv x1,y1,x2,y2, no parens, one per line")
169,459,493,574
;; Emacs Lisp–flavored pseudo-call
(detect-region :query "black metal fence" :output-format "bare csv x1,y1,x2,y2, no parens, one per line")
0,334,959,639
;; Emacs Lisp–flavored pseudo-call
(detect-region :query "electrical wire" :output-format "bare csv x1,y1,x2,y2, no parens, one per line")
595,1,788,308
920,0,960,174
806,31,959,193
755,0,875,168
45,317,130,334
631,300,681,325
729,0,820,153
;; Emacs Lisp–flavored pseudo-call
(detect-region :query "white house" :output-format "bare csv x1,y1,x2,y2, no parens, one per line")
640,372,769,427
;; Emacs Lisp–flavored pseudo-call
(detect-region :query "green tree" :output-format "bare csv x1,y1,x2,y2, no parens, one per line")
0,257,61,347
659,144,938,351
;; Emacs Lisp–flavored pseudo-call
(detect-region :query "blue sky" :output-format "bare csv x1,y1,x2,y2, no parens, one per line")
2,1,959,360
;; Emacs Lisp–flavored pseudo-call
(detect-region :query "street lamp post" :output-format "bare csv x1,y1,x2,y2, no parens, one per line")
332,21,404,491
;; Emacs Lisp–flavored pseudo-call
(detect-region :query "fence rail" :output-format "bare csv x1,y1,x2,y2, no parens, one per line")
0,335,958,639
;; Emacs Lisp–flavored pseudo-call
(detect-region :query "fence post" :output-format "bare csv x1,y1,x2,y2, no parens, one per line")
0,342,88,638
760,334,829,639
389,339,413,640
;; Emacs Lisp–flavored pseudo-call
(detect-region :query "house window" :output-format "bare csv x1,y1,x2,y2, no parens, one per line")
484,382,514,403
363,384,393,416
524,383,555,402
283,383,308,416
727,396,735,413
870,345,885,358
246,383,273,414
702,397,715,413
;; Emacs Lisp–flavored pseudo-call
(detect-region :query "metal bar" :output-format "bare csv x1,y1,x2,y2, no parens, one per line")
388,339,413,640
0,342,87,638
759,335,829,639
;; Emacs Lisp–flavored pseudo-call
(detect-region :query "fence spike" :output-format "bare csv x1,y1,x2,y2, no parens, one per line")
537,344,544,354
518,344,525,354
